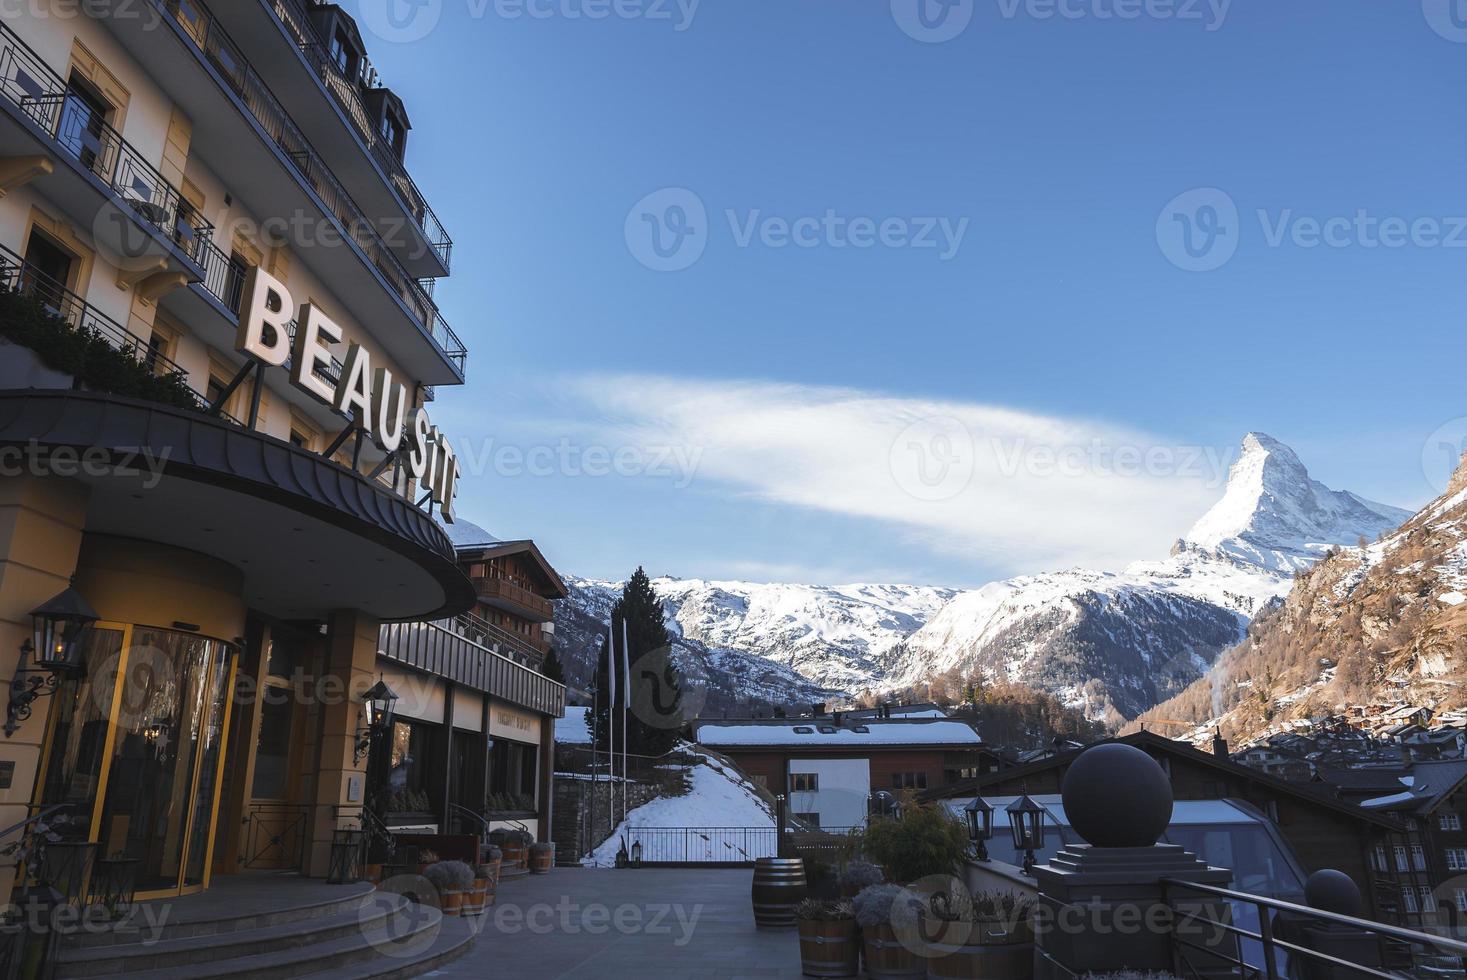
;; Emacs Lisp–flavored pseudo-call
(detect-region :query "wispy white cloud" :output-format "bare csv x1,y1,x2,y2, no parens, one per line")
493,373,1230,576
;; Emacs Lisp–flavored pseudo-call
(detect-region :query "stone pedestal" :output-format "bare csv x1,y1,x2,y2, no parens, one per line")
1033,843,1235,979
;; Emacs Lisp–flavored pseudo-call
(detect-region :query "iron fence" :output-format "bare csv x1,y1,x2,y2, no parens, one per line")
627,827,779,866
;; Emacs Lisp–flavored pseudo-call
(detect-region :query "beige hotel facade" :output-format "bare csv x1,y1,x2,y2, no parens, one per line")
0,0,564,900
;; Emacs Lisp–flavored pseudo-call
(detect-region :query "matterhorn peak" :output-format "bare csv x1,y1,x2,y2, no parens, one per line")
1183,433,1409,573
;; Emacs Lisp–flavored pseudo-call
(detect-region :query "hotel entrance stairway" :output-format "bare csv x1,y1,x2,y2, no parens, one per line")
53,876,475,979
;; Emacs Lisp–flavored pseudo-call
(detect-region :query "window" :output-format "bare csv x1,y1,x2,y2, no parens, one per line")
794,812,820,827
793,726,814,734
1442,812,1462,831
1455,889,1467,914
1404,889,1419,914
1372,845,1388,872
330,28,356,75
388,719,437,813
380,113,400,152
891,772,928,791
1412,845,1427,870
1421,886,1437,914
1395,845,1410,872
1445,848,1467,871
852,726,870,734
789,772,818,793
250,690,294,799
818,726,838,734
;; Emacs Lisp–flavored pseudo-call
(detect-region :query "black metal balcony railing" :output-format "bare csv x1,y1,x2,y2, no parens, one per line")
378,617,566,718
153,0,468,376
0,243,231,422
198,238,247,313
0,23,213,263
268,0,453,270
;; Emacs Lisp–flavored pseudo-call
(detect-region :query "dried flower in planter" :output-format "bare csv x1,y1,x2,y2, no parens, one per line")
794,898,856,922
838,859,884,892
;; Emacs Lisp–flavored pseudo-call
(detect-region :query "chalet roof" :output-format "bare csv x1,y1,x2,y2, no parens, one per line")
1361,759,1467,815
1313,767,1412,793
451,534,569,599
918,730,1402,830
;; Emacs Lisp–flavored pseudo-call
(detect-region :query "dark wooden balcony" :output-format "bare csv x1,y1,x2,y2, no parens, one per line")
471,576,556,622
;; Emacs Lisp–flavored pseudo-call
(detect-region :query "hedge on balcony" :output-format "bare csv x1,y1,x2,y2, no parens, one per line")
0,287,202,412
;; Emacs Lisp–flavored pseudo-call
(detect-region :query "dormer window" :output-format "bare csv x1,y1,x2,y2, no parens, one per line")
380,114,399,149
793,726,814,734
818,725,838,734
330,27,357,77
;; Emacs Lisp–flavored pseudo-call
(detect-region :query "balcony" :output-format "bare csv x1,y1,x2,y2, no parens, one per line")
203,0,452,279
0,22,212,274
88,0,468,384
471,576,557,623
378,615,565,718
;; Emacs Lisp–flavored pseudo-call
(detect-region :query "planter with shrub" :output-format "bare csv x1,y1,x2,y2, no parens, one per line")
529,841,555,874
492,829,532,869
922,887,1036,980
794,899,859,978
861,803,970,885
423,860,475,917
838,859,884,899
464,862,498,915
855,884,925,979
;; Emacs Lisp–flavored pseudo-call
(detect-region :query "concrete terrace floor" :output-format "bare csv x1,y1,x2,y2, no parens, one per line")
424,868,805,979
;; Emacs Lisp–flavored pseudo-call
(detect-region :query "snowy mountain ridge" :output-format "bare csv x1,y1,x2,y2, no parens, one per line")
554,433,1410,723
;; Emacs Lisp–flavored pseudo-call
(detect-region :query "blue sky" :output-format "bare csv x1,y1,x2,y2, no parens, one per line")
353,0,1467,587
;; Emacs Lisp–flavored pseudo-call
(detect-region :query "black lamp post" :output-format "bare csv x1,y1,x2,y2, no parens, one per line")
964,795,994,862
630,839,642,868
1006,787,1046,875
6,581,98,737
354,677,399,764
868,790,902,822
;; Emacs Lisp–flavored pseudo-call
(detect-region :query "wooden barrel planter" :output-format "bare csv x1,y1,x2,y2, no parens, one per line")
923,920,1034,980
751,857,807,929
797,918,859,977
862,923,925,979
529,844,555,874
501,843,528,869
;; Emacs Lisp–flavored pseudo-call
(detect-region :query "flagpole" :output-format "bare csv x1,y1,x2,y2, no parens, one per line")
621,618,630,832
606,620,616,865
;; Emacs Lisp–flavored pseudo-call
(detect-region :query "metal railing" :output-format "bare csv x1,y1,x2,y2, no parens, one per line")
242,803,310,869
0,22,212,262
150,0,468,376
625,827,779,865
268,0,453,269
197,238,247,314
378,617,565,717
1161,877,1467,979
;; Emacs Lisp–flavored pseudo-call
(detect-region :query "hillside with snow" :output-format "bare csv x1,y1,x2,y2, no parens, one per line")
552,433,1410,723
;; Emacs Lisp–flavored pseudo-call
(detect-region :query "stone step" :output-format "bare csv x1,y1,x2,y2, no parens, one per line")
76,900,445,980
299,914,477,980
57,892,408,976
67,880,377,949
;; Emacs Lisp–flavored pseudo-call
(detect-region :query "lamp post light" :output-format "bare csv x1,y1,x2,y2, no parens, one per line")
868,790,902,823
964,795,994,862
1006,788,1046,876
6,580,98,737
354,678,399,764
630,839,642,868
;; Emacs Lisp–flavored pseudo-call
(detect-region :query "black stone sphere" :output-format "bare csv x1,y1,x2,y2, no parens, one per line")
1060,743,1173,847
1304,870,1363,917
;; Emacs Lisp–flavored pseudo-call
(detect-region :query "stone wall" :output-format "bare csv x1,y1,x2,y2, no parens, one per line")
552,777,662,863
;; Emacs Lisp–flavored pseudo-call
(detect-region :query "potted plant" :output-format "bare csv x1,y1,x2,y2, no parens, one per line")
463,862,498,915
423,860,474,917
923,887,1036,980
480,843,503,883
838,859,884,899
792,899,858,977
498,829,531,869
855,884,925,979
529,841,555,874
861,803,970,885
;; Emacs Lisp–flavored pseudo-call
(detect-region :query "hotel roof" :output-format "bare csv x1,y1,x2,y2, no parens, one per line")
694,719,983,748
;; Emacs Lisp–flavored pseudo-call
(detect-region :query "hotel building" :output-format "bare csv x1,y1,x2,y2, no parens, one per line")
0,0,564,901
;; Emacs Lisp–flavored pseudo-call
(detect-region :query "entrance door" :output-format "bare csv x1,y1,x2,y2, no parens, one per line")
238,627,313,871
37,624,238,898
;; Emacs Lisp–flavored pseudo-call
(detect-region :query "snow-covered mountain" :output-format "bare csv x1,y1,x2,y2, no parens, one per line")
553,433,1410,723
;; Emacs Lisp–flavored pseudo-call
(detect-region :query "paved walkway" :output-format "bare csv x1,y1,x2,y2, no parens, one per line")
424,868,805,979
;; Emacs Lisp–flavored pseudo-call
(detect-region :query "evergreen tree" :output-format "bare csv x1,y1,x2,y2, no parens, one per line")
541,645,565,685
592,568,683,757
